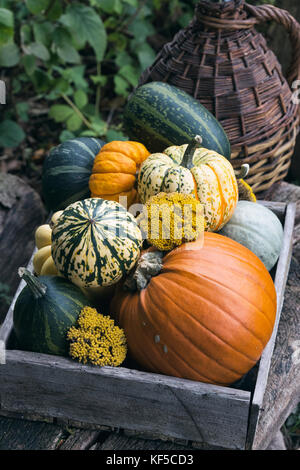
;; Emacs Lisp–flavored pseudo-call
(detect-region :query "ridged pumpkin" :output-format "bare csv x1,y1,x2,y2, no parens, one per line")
138,136,238,231
51,198,143,288
89,141,150,208
110,233,277,386
219,201,283,271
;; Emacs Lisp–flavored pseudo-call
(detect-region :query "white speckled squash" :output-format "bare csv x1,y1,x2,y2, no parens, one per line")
51,198,143,288
138,136,238,232
219,201,283,271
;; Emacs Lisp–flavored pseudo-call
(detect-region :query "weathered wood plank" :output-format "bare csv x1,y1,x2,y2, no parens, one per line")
58,429,102,450
95,433,195,451
0,415,64,450
0,350,251,450
252,255,300,449
0,174,46,324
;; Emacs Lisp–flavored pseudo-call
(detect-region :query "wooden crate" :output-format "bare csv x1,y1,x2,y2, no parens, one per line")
0,201,296,450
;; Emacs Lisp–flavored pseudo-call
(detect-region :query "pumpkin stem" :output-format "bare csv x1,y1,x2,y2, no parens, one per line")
181,135,203,170
123,251,164,292
18,267,47,299
235,164,249,180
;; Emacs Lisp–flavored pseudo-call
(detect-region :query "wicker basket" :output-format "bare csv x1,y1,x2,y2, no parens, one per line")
139,0,300,193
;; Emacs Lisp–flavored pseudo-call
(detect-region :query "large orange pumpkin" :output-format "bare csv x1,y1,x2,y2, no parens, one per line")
89,141,150,207
110,233,277,386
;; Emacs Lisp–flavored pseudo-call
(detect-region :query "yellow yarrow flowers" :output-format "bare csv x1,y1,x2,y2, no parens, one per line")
67,306,127,367
138,192,205,251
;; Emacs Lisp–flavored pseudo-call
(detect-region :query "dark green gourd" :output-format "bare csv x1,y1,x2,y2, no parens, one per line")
123,82,231,158
13,269,92,356
42,137,105,211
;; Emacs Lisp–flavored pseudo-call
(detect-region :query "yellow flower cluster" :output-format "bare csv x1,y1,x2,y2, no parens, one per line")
139,192,205,251
67,306,127,367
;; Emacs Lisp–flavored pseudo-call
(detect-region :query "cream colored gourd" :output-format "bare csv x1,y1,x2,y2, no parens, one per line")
33,212,63,276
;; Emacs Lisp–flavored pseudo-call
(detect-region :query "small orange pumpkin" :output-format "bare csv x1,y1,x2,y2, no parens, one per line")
89,141,150,207
110,233,277,386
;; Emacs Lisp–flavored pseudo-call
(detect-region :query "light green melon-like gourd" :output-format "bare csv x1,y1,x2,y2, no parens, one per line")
51,198,143,288
219,201,283,271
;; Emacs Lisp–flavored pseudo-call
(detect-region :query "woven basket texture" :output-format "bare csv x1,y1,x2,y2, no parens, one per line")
139,0,300,192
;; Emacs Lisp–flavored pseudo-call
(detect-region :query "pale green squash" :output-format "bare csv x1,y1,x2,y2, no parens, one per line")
219,201,283,271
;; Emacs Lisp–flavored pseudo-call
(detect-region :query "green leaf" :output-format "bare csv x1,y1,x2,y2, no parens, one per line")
90,75,107,86
66,112,82,132
16,102,29,122
57,43,80,64
20,24,32,45
45,0,62,20
33,21,53,47
91,0,122,14
74,89,88,109
49,104,73,122
59,130,75,142
26,0,50,14
61,65,88,89
0,42,20,67
61,3,107,61
0,120,25,147
136,42,156,70
27,42,50,61
31,68,52,92
22,54,36,75
0,8,13,45
115,50,133,68
0,8,13,28
119,64,139,87
114,75,129,97
106,128,128,142
90,116,107,135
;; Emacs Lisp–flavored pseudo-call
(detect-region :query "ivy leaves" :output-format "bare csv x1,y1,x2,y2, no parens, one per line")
0,0,160,146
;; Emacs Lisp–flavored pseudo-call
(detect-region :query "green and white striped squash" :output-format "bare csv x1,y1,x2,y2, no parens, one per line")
42,137,105,212
219,201,284,271
51,198,143,288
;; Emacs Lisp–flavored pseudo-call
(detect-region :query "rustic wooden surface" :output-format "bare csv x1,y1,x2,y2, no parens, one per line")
0,173,45,323
0,176,299,450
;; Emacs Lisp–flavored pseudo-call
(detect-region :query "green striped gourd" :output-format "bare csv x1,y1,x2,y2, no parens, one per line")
123,81,231,158
13,269,92,356
51,198,143,288
219,201,284,271
42,137,105,211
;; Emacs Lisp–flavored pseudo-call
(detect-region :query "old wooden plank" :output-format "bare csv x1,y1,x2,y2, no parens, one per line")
95,433,195,451
58,428,102,450
0,174,46,324
0,350,251,450
252,255,300,449
246,202,296,448
0,415,64,450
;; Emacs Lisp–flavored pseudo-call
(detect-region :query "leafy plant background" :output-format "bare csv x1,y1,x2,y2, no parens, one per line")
0,0,299,450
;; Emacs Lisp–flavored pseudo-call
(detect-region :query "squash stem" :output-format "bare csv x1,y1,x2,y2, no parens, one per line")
18,267,47,299
235,164,250,180
123,251,164,292
181,135,203,170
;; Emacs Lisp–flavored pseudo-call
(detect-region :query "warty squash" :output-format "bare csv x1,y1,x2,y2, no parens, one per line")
111,233,277,386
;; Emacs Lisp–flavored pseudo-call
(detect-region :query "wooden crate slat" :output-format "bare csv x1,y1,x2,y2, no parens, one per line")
246,202,296,448
0,349,251,450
